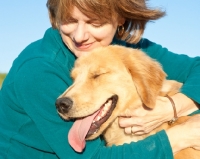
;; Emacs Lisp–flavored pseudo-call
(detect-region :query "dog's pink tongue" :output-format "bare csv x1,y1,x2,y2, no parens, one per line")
68,111,99,152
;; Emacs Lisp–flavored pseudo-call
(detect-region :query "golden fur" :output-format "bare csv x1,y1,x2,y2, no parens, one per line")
58,45,200,159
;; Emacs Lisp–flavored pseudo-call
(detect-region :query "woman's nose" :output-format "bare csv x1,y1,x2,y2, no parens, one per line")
73,23,88,43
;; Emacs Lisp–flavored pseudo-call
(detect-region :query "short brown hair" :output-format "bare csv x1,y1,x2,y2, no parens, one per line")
46,0,165,43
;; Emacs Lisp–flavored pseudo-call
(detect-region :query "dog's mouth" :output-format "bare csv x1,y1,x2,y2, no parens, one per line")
68,95,118,152
86,95,118,138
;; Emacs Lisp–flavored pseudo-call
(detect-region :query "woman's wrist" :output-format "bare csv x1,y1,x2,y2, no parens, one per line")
171,93,198,117
165,95,178,124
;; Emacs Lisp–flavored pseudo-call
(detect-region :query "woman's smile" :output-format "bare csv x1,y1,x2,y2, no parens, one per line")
74,42,94,50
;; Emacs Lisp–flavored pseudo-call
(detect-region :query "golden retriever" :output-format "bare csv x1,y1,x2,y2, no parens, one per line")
56,45,200,158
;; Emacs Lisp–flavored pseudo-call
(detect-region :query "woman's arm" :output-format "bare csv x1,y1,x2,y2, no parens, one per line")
171,93,199,117
95,130,173,159
13,42,200,158
14,58,174,159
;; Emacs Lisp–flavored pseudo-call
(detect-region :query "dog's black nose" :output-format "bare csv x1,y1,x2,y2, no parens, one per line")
55,97,73,113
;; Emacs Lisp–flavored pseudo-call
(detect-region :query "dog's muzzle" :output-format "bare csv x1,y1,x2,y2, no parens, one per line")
55,97,73,114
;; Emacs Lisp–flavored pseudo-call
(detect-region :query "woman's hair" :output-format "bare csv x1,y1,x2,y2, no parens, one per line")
46,0,165,43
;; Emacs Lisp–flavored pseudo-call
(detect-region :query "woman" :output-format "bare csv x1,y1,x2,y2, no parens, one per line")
0,0,200,158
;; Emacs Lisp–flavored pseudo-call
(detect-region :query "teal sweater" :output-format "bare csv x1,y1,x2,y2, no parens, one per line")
1,28,200,159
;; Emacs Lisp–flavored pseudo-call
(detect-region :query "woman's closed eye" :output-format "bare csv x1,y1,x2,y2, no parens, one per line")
90,22,105,28
88,19,106,28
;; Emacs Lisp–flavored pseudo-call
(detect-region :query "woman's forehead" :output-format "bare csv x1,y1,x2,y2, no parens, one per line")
61,0,116,20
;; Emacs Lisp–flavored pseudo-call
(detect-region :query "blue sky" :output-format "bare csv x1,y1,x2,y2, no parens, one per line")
0,0,200,73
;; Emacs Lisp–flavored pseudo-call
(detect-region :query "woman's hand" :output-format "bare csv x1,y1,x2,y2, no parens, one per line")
119,93,198,135
119,96,174,135
166,114,200,154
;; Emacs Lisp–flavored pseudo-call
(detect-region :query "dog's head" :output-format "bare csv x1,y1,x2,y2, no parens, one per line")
55,45,166,152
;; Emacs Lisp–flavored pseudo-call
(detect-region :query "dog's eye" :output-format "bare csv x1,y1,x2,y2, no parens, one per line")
93,74,100,79
92,72,108,79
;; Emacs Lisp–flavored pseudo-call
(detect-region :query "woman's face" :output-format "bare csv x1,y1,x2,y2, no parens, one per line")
59,7,123,57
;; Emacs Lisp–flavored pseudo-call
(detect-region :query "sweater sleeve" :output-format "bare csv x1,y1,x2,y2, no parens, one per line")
94,130,173,159
14,58,173,159
138,39,200,104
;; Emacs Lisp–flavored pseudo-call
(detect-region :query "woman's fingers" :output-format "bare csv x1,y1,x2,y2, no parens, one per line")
124,127,132,134
120,117,144,135
124,126,144,135
119,117,143,127
120,116,164,135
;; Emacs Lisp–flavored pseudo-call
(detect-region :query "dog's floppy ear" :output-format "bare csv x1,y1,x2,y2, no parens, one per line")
121,48,166,109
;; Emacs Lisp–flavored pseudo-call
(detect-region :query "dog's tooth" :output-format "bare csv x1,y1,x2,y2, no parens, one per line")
105,102,111,108
101,110,106,116
104,106,109,111
107,100,112,106
104,103,109,107
105,105,110,110
97,116,101,121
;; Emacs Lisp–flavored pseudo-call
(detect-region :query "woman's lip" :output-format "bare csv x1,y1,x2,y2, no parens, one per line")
75,42,93,50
